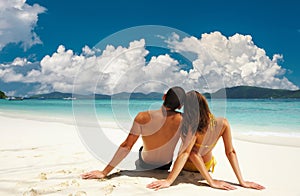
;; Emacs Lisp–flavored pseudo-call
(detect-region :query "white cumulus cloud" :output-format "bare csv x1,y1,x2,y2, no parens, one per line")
0,0,46,50
167,31,298,91
0,32,298,95
0,40,189,94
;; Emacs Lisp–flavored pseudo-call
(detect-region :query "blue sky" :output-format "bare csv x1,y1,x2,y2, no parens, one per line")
0,0,299,95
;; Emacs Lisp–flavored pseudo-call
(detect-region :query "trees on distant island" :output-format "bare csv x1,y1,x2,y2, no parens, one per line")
0,91,6,99
1,86,300,100
204,86,300,99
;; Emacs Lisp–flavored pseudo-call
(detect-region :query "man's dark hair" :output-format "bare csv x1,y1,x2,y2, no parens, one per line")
163,86,186,111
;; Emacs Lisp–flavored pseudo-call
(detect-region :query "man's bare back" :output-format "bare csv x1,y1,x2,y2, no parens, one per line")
133,108,182,165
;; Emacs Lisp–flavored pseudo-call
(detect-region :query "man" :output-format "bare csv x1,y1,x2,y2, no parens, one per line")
82,86,186,179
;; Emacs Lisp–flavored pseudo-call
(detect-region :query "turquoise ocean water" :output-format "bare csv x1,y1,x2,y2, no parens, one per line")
0,98,300,137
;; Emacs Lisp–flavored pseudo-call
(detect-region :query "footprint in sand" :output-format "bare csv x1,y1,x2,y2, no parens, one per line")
56,169,72,174
23,188,38,196
39,172,47,180
71,179,80,187
102,184,116,195
59,181,69,188
58,180,80,188
73,191,87,196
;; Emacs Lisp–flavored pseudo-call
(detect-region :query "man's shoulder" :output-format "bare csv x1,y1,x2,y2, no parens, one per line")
134,111,151,124
173,112,183,121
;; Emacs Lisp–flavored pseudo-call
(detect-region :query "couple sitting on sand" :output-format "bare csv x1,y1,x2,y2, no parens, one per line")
82,86,265,191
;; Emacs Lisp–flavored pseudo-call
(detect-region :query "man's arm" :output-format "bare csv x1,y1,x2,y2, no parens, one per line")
81,114,143,179
102,133,139,175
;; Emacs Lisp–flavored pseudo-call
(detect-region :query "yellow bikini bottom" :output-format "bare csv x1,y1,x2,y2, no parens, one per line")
183,156,216,173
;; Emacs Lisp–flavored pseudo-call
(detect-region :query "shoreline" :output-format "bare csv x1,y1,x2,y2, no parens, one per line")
1,115,300,195
1,112,300,147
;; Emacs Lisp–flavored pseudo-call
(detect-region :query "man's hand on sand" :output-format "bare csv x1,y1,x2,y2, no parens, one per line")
81,170,106,179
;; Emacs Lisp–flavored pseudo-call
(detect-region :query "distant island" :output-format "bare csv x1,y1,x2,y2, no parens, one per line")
204,86,300,99
1,86,300,100
0,90,6,99
29,91,164,100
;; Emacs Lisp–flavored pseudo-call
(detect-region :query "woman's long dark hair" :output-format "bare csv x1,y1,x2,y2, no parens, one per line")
181,91,211,137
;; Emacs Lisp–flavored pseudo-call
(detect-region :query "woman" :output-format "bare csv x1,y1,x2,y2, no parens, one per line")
147,91,265,190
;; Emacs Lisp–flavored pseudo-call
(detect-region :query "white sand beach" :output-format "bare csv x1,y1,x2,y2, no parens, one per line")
1,115,300,196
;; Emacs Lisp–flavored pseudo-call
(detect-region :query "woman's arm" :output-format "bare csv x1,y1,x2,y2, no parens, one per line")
147,133,196,190
222,118,265,190
188,151,236,190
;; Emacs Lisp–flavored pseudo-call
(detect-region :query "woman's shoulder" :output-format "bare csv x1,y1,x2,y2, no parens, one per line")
214,117,228,124
213,117,230,136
